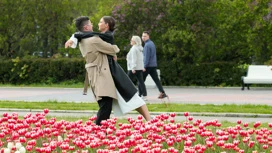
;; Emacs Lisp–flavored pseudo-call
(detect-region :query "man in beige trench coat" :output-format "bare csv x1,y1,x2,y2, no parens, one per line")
65,16,119,125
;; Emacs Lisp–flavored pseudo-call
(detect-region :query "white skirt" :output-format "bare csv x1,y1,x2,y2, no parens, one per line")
112,90,146,117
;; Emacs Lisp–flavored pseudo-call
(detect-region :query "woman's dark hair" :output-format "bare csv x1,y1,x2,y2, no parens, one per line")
103,16,116,32
75,16,90,31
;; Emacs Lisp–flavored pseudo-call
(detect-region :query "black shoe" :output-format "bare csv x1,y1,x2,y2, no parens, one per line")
158,93,168,99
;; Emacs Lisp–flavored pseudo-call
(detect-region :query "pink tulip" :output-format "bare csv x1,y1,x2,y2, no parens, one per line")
170,119,175,123
248,141,255,148
43,109,49,114
243,123,248,127
206,141,213,147
169,113,176,118
184,112,189,117
188,116,193,121
161,149,168,153
253,121,261,128
263,144,269,149
184,140,192,146
25,145,33,151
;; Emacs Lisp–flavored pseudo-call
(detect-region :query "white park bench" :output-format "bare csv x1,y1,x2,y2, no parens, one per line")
241,65,272,90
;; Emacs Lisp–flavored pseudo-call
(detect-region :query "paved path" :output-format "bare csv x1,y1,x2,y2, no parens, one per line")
0,87,272,123
1,86,272,105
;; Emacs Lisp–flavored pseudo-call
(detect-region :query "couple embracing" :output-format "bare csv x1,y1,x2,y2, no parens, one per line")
65,16,151,125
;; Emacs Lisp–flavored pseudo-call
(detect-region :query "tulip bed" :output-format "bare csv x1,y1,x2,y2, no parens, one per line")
1,109,272,153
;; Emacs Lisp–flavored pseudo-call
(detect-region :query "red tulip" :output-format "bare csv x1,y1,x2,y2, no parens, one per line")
161,149,168,153
26,145,33,151
137,115,143,120
167,140,174,146
206,141,213,147
3,112,8,117
43,109,49,114
19,137,26,143
184,140,192,146
243,123,248,127
253,121,261,128
188,116,193,121
263,144,269,150
0,133,4,138
169,113,176,117
170,119,175,123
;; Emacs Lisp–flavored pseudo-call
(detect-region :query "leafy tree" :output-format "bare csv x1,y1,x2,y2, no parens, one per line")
112,0,170,57
90,0,124,32
246,0,272,64
0,0,27,58
0,0,97,59
162,0,218,64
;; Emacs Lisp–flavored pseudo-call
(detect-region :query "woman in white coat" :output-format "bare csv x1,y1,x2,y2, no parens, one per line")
127,36,148,101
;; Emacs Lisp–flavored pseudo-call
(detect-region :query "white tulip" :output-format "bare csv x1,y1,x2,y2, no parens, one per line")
19,146,26,153
4,148,11,153
57,136,63,142
15,151,20,153
15,142,22,150
7,142,14,149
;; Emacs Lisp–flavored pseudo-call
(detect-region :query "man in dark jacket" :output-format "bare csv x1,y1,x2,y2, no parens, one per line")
142,31,168,99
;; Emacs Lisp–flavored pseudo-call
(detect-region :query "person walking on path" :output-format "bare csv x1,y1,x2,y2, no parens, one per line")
142,31,168,99
126,36,147,101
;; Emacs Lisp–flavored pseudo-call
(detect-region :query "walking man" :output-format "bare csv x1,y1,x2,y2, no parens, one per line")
142,31,168,99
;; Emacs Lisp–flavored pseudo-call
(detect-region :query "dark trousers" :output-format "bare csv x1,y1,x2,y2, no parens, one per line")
143,67,165,94
127,70,147,97
96,96,113,125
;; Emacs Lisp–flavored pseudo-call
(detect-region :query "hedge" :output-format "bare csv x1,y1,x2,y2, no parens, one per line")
0,58,245,86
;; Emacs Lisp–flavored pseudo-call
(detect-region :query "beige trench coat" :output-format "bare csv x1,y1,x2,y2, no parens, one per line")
79,36,119,101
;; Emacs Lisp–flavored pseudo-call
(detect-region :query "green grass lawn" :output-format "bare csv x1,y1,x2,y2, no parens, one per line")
1,100,272,114
1,84,271,126
42,115,270,129
0,82,84,88
1,100,271,128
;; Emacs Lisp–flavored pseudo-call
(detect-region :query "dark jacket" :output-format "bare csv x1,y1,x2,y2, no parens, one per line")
143,39,157,68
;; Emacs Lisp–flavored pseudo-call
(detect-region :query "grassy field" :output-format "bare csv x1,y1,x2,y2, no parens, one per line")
0,82,84,88
1,100,272,114
1,84,271,127
42,115,267,128
1,100,271,128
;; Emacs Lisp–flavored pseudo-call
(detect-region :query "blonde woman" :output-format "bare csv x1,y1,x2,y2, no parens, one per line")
127,36,148,101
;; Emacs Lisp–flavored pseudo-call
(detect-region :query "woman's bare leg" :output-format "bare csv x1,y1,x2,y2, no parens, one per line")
135,104,151,121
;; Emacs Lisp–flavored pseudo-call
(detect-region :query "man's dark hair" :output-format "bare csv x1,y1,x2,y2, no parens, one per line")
103,16,116,32
75,16,90,32
143,31,150,36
